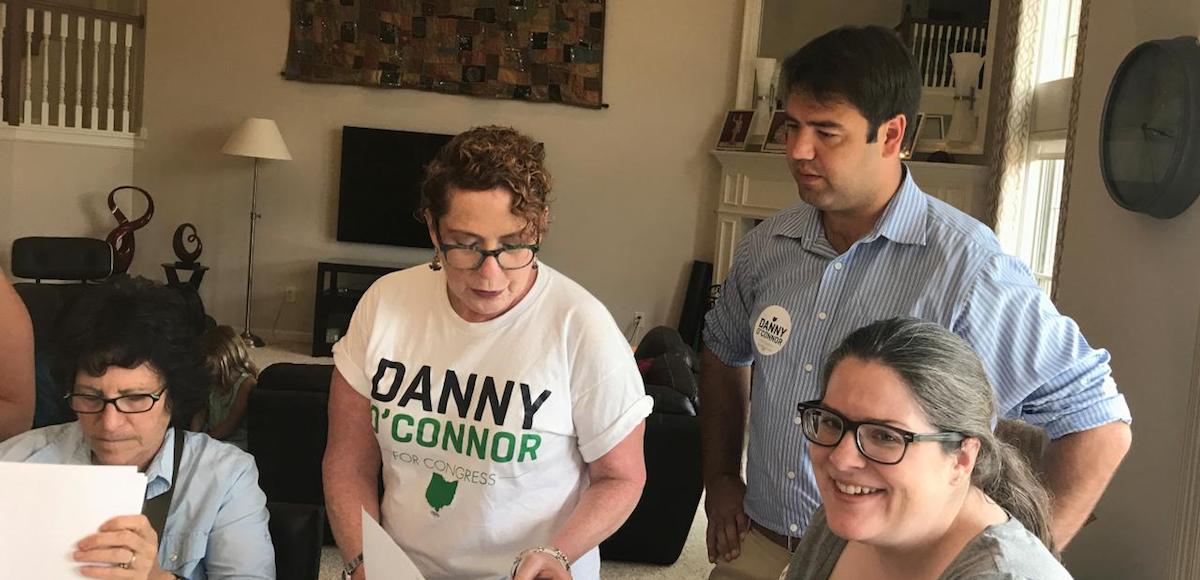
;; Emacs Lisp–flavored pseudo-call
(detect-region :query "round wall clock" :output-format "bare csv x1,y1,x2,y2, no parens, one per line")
1099,36,1200,219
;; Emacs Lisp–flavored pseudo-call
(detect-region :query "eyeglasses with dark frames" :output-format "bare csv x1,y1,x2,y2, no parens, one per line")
437,242,540,270
795,400,964,465
65,387,168,414
432,228,540,271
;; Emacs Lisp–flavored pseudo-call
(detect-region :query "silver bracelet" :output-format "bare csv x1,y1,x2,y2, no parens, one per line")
510,546,571,577
342,552,363,580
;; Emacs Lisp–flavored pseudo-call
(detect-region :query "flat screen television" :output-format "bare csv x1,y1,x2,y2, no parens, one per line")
336,126,452,249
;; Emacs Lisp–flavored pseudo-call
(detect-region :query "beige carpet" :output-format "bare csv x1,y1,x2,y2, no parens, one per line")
250,341,712,580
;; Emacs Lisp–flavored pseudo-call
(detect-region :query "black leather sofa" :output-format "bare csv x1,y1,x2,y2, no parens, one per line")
246,363,336,545
600,326,704,565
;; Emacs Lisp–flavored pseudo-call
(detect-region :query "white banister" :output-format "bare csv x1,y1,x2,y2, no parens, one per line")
106,20,114,131
909,21,989,89
122,22,131,132
2,5,141,137
921,23,930,84
40,10,48,123
950,26,960,70
938,25,948,85
23,8,32,123
58,12,66,126
928,23,937,85
74,15,83,126
90,18,98,129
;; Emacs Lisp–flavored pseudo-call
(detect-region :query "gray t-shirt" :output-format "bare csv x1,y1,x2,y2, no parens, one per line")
784,508,1072,580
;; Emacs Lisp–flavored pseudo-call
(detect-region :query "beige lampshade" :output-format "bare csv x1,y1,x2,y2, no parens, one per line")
221,118,292,160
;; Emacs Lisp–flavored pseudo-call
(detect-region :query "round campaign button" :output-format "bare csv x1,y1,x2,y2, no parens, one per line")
753,305,793,356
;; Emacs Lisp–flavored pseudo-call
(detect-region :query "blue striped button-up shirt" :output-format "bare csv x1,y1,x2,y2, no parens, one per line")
703,168,1131,538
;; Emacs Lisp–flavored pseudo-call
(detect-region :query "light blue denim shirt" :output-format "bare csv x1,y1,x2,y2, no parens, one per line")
0,422,275,579
704,166,1132,539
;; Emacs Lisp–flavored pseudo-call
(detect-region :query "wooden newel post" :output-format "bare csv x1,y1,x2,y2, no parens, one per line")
2,1,26,125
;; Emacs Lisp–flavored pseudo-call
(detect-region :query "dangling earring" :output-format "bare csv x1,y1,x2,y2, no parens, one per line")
429,251,442,271
531,259,539,271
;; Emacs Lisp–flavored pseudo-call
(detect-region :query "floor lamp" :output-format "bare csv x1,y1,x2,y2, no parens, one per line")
221,118,292,347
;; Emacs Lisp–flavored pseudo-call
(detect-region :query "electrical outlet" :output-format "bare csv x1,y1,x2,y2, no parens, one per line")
284,286,297,303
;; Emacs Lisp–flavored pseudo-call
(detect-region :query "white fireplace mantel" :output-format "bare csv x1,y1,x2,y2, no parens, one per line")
711,150,988,282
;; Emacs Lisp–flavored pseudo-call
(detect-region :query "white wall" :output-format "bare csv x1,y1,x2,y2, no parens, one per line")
131,0,741,340
1055,1,1200,578
0,139,134,269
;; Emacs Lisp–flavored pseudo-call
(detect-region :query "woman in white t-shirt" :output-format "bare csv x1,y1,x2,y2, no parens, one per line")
323,126,653,580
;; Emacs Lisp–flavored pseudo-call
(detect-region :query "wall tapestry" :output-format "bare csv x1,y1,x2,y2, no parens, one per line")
284,0,606,109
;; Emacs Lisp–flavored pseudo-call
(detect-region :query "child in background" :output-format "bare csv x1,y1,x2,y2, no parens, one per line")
192,325,258,449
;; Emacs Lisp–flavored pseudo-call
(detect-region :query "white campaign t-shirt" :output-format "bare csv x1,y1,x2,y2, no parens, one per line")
333,263,652,580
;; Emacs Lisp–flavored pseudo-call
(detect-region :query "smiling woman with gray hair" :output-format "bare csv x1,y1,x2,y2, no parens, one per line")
784,317,1071,579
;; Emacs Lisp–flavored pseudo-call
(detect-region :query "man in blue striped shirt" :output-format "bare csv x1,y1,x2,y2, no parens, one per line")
700,26,1131,580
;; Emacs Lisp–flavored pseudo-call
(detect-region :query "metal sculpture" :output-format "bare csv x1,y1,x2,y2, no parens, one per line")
172,223,203,265
104,185,154,274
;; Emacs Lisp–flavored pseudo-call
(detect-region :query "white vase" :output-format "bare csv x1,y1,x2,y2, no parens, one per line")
754,57,778,102
948,52,984,142
950,52,984,96
748,57,778,148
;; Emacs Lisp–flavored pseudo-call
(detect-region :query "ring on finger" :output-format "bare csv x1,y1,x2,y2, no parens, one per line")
119,552,136,570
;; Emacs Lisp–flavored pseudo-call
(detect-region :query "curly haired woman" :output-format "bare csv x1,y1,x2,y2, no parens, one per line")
323,126,652,580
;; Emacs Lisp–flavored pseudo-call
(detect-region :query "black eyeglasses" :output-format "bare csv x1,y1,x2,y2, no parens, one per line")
795,400,964,465
432,228,540,271
65,388,167,414
437,242,540,270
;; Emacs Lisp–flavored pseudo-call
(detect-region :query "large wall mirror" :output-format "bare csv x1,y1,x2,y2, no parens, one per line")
738,0,997,155
759,1,905,60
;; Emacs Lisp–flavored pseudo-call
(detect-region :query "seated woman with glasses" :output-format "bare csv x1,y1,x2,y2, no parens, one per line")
323,126,651,580
784,317,1070,579
0,278,275,580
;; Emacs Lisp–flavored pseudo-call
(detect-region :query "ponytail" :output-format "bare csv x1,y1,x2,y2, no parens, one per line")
973,436,1055,552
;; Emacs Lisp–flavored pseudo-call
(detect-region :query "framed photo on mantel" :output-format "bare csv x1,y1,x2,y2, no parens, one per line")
716,110,755,150
762,110,790,153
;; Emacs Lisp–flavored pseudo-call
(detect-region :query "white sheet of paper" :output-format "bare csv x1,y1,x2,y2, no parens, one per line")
0,462,147,579
362,507,426,580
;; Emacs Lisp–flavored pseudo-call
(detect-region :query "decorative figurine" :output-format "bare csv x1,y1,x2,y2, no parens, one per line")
104,185,155,273
172,223,203,265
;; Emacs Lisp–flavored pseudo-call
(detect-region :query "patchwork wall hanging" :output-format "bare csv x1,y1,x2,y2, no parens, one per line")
284,0,606,109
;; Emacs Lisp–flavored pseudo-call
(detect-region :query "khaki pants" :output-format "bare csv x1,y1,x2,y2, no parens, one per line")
707,528,792,580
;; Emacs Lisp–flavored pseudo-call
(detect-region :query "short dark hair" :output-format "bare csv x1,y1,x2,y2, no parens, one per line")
781,25,922,143
55,276,209,428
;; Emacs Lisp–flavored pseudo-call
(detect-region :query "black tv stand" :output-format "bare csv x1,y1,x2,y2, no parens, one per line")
311,260,409,357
